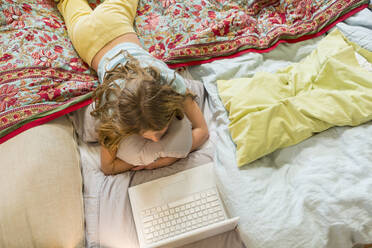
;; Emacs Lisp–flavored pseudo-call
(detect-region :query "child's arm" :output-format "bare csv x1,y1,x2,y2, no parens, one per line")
117,97,208,172
183,96,209,152
133,97,208,171
132,157,180,171
100,146,135,175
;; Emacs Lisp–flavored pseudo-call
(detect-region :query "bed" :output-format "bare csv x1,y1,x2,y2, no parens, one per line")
74,69,245,248
75,6,372,248
1,0,372,248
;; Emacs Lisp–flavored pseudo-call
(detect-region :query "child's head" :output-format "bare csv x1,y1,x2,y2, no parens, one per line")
91,53,194,150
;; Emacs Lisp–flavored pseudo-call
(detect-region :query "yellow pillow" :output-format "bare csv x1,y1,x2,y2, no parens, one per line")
0,116,85,247
217,29,372,167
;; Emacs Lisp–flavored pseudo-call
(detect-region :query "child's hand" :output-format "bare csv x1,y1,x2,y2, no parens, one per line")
131,165,146,171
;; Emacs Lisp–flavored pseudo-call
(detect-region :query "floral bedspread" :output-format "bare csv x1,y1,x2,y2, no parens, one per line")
0,0,368,143
0,0,99,143
133,0,369,67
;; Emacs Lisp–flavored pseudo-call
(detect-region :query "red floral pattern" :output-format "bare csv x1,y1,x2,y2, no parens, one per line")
0,0,368,142
0,0,99,143
0,85,19,112
3,6,25,28
32,50,58,67
132,0,369,67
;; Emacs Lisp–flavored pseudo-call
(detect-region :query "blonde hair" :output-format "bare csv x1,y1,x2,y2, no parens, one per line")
91,52,195,151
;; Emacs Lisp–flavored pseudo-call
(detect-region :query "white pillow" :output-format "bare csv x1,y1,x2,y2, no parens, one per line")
70,106,192,166
69,103,99,143
0,116,85,247
116,116,192,166
71,70,204,144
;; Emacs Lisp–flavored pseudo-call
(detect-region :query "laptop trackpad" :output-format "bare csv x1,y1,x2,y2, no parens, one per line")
161,176,188,202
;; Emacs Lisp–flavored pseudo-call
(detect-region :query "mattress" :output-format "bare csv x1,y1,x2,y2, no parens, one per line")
75,5,372,248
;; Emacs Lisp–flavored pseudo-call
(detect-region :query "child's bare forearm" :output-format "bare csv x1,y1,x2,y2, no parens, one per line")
190,127,209,152
100,146,135,175
184,97,209,152
109,158,135,174
146,157,179,170
102,158,135,175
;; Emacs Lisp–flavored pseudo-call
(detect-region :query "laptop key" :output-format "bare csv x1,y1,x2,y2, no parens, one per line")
139,187,227,244
168,195,194,208
142,215,153,223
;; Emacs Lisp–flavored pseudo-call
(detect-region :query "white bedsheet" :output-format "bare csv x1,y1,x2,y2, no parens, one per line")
77,6,372,248
76,72,244,248
188,7,372,248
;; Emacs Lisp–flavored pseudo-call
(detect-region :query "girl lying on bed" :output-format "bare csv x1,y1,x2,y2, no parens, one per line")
57,0,209,175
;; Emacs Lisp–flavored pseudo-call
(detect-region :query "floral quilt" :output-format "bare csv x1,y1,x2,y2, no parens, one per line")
0,0,99,143
132,0,369,67
0,0,369,143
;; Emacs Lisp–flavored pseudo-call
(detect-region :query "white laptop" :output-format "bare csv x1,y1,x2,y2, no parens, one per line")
128,162,240,248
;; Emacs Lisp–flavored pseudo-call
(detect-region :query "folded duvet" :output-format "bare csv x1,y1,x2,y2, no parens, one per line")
217,29,372,167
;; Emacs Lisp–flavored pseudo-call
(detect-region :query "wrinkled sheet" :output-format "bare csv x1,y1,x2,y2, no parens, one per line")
77,6,372,248
76,71,245,248
188,7,372,248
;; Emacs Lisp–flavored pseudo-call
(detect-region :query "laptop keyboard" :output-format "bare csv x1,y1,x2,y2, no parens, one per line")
140,187,226,244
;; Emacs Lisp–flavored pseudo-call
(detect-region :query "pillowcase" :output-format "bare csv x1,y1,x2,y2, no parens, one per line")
68,68,201,165
70,68,204,143
217,29,372,167
69,103,99,143
0,116,85,247
116,116,192,166
69,103,193,165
